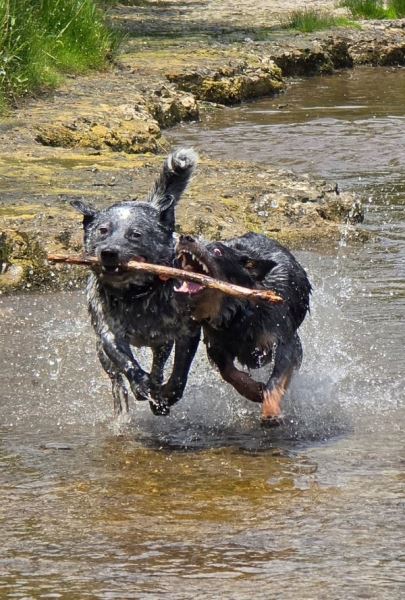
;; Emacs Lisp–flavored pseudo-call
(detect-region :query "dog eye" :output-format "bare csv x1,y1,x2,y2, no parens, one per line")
99,226,109,235
128,230,142,239
213,248,222,256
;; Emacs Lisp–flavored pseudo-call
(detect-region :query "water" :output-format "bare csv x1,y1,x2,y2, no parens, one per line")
1,68,404,598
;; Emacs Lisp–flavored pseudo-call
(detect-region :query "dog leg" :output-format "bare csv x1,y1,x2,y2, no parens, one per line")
157,331,201,409
98,344,129,415
207,345,264,403
99,331,152,403
150,341,174,387
261,334,302,426
148,341,174,416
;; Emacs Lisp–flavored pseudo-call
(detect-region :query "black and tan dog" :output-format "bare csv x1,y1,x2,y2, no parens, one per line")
72,149,200,417
175,233,311,424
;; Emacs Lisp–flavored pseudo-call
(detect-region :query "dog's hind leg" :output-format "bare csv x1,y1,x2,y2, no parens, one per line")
207,344,265,403
98,344,129,415
261,334,303,426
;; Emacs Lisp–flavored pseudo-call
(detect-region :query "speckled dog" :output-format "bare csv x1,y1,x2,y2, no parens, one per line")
72,149,200,417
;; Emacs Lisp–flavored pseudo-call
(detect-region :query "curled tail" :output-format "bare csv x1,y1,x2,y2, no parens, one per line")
148,147,198,210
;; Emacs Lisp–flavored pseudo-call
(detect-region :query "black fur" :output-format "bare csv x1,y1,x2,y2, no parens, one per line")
72,148,200,416
175,232,311,424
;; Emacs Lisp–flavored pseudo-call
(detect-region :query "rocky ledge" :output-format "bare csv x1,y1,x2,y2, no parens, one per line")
0,156,364,293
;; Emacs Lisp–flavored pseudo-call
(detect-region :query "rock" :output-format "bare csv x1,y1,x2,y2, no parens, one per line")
324,38,353,69
0,229,50,292
272,42,334,76
176,160,365,247
35,109,165,154
147,86,199,127
167,60,285,105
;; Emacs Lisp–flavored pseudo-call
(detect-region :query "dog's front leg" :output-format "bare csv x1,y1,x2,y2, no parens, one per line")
148,342,174,416
100,331,151,403
157,331,201,410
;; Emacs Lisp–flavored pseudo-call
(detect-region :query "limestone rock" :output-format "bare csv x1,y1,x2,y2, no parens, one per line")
147,86,199,128
35,108,165,154
167,60,285,105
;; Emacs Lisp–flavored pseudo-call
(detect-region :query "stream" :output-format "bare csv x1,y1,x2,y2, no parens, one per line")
0,67,404,598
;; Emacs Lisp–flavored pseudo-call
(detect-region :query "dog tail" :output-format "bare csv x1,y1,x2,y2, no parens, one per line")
148,147,198,209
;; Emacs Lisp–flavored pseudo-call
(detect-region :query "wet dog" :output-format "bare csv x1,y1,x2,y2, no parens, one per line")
175,233,311,424
72,148,200,416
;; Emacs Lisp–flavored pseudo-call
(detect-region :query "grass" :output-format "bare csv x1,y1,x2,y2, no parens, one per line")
284,9,358,32
0,0,120,112
340,0,405,19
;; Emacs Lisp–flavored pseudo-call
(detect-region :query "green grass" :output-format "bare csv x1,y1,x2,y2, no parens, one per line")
387,0,405,16
340,0,405,19
0,0,120,112
284,9,358,32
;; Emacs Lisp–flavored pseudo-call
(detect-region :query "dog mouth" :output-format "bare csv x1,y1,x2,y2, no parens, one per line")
99,255,146,278
174,250,210,295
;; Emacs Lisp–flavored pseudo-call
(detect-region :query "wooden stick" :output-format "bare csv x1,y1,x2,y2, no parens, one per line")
47,253,283,304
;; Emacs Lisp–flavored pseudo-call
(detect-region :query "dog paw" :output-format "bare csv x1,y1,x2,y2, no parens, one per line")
129,377,151,403
261,387,283,421
149,399,170,416
160,386,184,407
260,414,285,428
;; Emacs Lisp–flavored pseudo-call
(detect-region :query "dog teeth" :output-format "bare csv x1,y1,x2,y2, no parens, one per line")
179,251,208,273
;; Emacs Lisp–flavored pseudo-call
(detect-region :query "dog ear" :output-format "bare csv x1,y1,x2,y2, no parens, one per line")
71,200,98,228
240,256,277,281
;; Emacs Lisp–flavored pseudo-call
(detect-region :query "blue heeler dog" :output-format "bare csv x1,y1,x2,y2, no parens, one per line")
72,148,200,417
175,233,311,425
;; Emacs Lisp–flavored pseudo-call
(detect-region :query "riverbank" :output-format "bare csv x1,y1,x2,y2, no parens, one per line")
1,1,404,292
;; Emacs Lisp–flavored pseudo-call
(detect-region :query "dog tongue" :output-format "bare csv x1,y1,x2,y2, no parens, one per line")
175,281,204,294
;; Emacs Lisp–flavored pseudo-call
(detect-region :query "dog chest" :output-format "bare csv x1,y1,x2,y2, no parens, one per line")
102,291,192,347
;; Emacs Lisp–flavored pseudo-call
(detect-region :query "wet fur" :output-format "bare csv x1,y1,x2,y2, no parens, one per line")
175,233,311,423
72,149,200,416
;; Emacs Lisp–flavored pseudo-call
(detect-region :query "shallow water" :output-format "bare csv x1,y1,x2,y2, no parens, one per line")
1,68,404,598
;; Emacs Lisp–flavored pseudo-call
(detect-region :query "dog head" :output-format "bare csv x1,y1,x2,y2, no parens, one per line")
174,235,275,321
72,148,197,288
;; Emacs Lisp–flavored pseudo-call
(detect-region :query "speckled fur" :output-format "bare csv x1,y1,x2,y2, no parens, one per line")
72,148,200,416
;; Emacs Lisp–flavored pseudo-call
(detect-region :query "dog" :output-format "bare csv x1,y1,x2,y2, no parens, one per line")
72,148,200,417
174,232,311,424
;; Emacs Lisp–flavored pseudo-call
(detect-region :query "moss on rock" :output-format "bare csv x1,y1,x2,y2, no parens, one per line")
167,60,285,105
147,86,200,128
35,112,165,154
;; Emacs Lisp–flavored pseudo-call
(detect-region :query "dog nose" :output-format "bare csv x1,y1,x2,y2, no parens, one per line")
100,249,120,266
179,234,195,243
